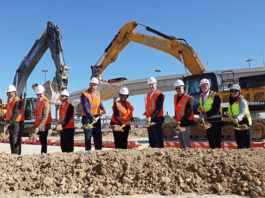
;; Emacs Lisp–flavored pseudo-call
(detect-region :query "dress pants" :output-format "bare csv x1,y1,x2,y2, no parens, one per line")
84,120,102,150
147,121,164,148
113,125,130,149
206,122,222,149
9,122,23,155
60,128,75,152
178,126,191,148
234,126,252,148
39,130,48,153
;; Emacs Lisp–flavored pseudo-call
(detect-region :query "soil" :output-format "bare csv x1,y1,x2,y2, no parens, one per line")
0,148,264,197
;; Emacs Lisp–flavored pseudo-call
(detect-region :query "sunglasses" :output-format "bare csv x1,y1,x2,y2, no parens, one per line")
230,90,239,93
175,87,182,90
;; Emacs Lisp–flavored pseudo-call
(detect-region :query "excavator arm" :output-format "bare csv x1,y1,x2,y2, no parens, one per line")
13,21,69,103
91,21,206,78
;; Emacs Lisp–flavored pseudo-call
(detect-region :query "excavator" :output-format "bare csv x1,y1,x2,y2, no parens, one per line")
4,21,69,135
91,21,265,141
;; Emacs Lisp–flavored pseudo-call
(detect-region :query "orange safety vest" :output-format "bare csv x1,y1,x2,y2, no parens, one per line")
59,102,75,129
111,100,134,126
6,96,24,122
81,90,101,116
145,90,164,117
35,97,52,126
174,93,194,122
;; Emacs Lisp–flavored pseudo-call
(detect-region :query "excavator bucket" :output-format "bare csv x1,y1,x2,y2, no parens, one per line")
97,81,122,101
43,80,61,105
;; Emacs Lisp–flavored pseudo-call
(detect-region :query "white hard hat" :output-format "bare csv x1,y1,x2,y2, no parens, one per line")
6,85,16,93
200,78,210,86
230,84,241,91
174,79,184,87
147,77,157,85
60,89,69,97
34,84,45,94
119,87,129,95
90,77,99,85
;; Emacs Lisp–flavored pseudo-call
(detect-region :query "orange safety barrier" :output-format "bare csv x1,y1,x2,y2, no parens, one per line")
164,141,265,149
102,141,115,148
127,141,142,148
74,140,85,147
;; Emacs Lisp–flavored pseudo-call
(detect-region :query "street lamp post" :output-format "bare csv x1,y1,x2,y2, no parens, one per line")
42,69,48,82
246,59,252,68
155,69,161,77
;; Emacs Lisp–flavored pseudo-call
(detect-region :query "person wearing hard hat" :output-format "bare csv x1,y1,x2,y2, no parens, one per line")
173,79,194,149
110,87,134,149
58,89,75,152
198,78,223,149
228,84,252,148
33,84,52,153
80,77,106,150
4,85,24,155
144,77,165,148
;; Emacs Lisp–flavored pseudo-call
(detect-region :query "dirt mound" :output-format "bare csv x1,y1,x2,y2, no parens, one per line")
0,148,264,197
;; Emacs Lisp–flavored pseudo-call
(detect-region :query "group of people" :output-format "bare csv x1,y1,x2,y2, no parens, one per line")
4,75,252,155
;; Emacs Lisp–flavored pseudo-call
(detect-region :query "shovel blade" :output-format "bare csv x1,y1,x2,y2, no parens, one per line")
234,124,249,131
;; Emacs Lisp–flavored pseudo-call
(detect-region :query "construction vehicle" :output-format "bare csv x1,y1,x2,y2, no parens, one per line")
1,21,69,135
91,21,265,141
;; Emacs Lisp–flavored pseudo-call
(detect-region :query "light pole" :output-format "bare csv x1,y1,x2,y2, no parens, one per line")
42,69,48,82
246,59,252,68
155,69,161,77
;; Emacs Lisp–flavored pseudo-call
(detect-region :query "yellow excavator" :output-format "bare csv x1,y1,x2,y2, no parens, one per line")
92,21,265,141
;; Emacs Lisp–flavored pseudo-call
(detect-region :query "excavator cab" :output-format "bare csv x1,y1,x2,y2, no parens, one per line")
24,98,37,120
183,72,219,114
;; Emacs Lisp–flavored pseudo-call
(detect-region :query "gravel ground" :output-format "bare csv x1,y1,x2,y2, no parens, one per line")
0,148,263,197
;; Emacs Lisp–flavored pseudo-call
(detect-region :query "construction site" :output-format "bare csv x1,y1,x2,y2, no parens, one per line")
1,2,265,197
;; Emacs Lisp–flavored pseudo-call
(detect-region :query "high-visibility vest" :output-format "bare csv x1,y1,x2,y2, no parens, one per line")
228,95,252,125
6,96,24,122
145,90,164,117
111,100,134,126
35,97,52,126
59,102,75,129
199,91,223,116
174,93,194,122
81,90,101,116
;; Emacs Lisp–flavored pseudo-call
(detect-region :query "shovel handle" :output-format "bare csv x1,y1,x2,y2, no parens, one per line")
3,128,6,135
91,120,96,125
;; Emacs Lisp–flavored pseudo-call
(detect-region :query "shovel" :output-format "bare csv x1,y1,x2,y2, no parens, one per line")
54,125,63,132
200,118,212,130
83,116,100,130
175,123,186,133
224,111,249,131
0,128,9,139
145,121,156,128
112,124,125,132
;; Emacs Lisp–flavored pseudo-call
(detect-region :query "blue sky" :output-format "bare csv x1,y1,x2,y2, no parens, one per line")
0,0,265,118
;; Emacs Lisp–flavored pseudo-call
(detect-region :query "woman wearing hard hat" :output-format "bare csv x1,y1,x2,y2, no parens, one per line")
33,84,52,153
5,85,24,155
58,89,75,152
111,87,134,149
228,84,252,148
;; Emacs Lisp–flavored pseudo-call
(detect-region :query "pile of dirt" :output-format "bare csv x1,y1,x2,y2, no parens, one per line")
0,148,264,197
129,128,148,138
